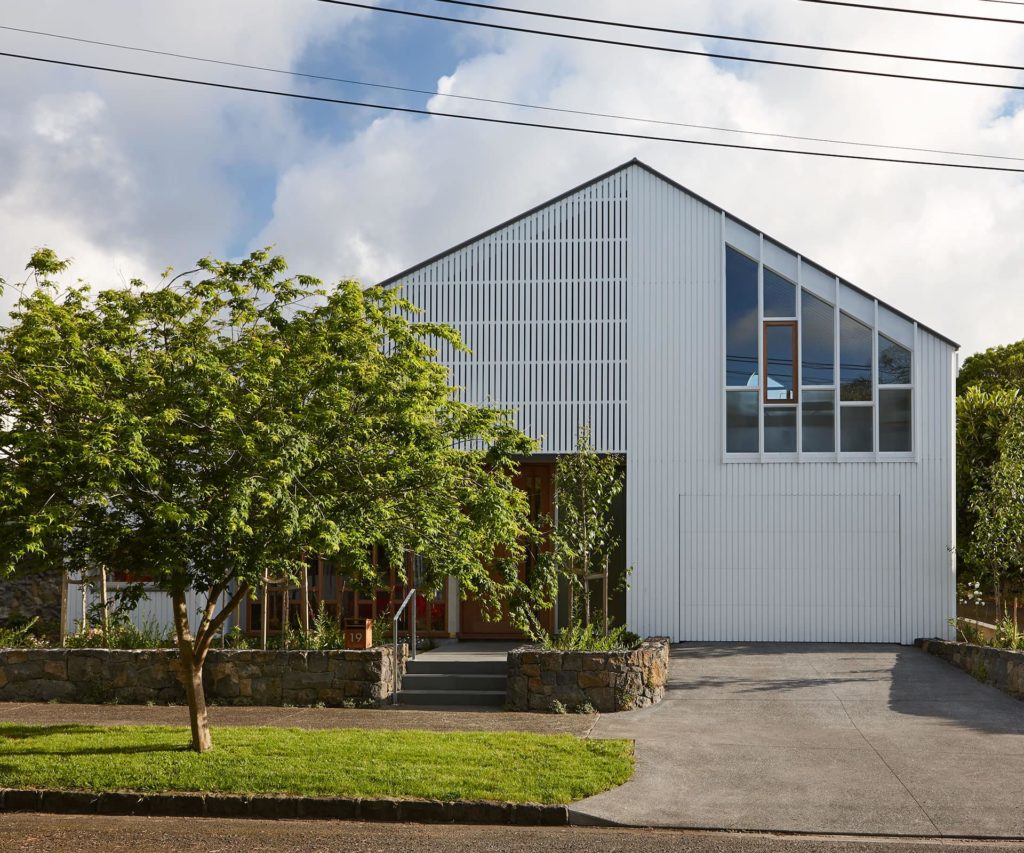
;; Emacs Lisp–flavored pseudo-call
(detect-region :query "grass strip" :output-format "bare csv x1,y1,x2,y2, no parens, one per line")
0,723,633,804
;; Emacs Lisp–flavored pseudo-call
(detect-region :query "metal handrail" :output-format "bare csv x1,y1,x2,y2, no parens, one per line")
392,587,416,705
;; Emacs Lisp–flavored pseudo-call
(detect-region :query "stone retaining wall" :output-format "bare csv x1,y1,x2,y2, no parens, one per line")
0,570,62,637
506,637,669,713
916,638,1024,700
0,646,407,707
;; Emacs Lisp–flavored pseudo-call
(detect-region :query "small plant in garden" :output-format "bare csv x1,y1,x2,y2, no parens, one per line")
540,622,641,652
66,619,172,650
949,617,984,645
549,699,567,715
573,701,595,715
0,617,48,649
994,612,1024,651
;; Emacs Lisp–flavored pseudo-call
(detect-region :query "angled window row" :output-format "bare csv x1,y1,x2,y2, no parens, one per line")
725,245,912,457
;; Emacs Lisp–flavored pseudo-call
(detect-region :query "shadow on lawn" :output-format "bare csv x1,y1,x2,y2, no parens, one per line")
0,724,189,754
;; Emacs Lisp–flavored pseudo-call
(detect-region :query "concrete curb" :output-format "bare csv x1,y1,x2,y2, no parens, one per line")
0,788,569,825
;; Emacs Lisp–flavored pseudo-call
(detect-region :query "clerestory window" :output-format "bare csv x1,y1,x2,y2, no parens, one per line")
724,244,913,459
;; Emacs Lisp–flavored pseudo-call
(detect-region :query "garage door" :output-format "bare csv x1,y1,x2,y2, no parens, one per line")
678,494,901,642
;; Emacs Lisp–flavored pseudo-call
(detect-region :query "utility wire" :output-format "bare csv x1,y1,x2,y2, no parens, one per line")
316,0,1024,93
3,23,1020,163
1,49,1022,174
429,0,1024,73
797,0,1024,24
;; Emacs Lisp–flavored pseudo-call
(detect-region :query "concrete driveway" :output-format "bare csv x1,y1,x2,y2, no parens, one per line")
573,644,1024,838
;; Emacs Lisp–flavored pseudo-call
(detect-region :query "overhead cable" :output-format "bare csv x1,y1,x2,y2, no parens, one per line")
1,49,1022,174
2,24,1020,162
797,0,1024,24
315,0,1024,92
429,0,1024,73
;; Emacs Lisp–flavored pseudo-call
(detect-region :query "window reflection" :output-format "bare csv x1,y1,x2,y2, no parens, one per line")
879,335,911,385
726,391,758,453
802,391,835,452
763,268,796,318
840,313,872,401
802,292,834,386
764,407,797,453
726,248,759,387
880,389,912,452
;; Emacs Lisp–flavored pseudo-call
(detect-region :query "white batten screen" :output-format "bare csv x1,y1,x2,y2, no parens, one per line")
396,171,629,454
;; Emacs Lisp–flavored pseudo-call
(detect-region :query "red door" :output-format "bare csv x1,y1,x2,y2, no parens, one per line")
458,462,555,639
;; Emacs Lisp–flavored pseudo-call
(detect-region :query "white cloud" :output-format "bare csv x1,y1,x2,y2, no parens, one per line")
257,0,1024,356
1,0,1021,356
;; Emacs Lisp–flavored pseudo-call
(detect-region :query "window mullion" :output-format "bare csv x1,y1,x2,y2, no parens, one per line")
796,258,803,458
758,235,764,461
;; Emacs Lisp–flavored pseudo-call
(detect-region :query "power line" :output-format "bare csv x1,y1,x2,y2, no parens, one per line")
316,0,1024,93
797,0,1024,24
1,49,1022,174
3,23,1020,163
430,0,1024,74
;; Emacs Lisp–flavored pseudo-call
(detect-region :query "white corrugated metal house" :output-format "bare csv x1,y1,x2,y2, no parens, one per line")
383,158,958,645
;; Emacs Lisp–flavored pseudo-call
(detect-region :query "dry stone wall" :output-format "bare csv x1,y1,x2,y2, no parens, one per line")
506,637,669,712
0,570,63,637
916,638,1023,700
0,647,407,707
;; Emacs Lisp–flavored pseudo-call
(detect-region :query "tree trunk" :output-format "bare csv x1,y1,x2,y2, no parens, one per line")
171,591,213,753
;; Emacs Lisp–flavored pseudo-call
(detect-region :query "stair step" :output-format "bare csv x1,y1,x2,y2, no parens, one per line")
397,689,506,708
401,673,507,692
405,659,507,676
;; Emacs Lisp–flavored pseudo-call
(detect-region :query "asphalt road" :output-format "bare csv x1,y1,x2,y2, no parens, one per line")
2,815,1023,853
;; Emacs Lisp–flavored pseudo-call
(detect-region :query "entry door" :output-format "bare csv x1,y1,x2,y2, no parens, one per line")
678,494,901,642
459,462,555,639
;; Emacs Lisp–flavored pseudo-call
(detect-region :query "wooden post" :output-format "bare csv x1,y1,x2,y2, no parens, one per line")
302,562,310,637
281,583,287,645
80,571,89,633
99,566,109,644
603,554,610,637
261,582,269,651
59,570,69,647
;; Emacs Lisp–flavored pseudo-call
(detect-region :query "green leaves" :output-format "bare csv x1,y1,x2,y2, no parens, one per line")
0,247,545,634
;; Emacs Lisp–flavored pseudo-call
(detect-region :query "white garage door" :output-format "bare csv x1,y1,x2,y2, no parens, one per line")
678,494,901,642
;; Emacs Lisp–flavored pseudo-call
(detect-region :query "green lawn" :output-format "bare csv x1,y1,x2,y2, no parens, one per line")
0,723,633,804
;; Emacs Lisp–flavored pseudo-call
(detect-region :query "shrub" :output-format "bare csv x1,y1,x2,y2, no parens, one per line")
539,621,641,652
0,617,48,649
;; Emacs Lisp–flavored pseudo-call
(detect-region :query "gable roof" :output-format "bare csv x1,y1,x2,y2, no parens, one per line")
380,157,958,350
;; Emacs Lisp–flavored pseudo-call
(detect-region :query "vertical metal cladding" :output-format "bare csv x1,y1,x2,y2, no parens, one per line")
625,165,956,644
395,170,629,454
389,160,955,644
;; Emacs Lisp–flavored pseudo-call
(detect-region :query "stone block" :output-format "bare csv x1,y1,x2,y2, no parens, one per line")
249,796,302,820
361,798,400,821
511,803,568,826
41,790,98,814
448,799,512,824
300,797,360,820
205,795,251,818
399,798,450,823
147,794,205,817
98,792,149,815
578,671,609,689
2,789,42,812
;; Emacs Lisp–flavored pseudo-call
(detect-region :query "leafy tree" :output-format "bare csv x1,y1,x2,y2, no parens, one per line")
956,387,1024,612
549,425,625,632
961,401,1024,620
957,338,1024,395
0,249,548,752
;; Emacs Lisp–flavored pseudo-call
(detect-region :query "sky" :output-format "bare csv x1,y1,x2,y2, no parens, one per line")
1,0,1023,357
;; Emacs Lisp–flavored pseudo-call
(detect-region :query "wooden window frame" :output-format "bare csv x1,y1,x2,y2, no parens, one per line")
762,320,799,405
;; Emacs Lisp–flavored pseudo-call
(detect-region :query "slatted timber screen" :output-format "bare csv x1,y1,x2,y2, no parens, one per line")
393,170,629,454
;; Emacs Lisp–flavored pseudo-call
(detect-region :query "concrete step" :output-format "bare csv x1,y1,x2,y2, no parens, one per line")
397,689,506,708
405,659,507,676
401,672,507,692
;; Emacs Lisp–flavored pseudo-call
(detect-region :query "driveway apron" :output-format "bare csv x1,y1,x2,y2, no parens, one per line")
572,644,1024,837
